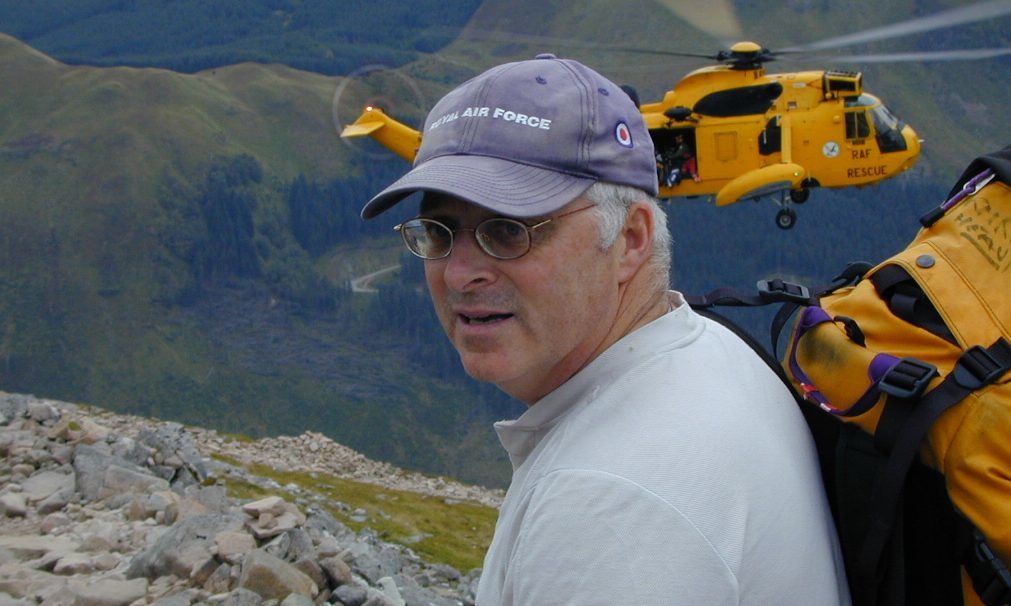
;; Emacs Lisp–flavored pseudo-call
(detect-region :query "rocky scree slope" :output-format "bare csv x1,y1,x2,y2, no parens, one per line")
0,392,504,606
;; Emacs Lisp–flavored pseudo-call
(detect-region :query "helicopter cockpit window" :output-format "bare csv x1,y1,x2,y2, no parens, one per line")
845,110,871,140
844,94,876,108
871,104,908,152
693,82,784,117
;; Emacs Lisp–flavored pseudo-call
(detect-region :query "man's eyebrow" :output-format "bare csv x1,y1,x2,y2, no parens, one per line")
419,192,451,214
417,206,452,220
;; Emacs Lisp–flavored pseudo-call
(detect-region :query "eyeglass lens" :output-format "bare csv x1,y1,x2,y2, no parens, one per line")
399,217,533,260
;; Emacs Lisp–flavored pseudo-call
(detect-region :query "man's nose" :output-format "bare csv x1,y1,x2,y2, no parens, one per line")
441,229,496,292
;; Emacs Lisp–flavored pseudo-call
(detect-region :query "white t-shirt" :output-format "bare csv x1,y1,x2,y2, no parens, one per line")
475,293,850,605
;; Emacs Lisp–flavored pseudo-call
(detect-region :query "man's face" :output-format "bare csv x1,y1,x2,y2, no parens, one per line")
421,194,624,404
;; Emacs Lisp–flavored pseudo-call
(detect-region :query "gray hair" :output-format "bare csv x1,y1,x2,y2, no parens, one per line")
581,182,672,293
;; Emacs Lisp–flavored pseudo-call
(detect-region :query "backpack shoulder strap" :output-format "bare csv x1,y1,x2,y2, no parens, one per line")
948,145,1011,198
693,306,843,520
921,145,1011,227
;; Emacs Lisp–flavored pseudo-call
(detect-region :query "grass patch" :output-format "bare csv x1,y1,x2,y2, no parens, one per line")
211,454,497,572
217,431,256,444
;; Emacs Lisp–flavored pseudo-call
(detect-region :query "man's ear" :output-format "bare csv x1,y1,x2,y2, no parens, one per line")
616,202,654,283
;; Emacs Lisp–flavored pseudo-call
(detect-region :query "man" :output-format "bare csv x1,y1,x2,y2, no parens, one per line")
361,54,849,605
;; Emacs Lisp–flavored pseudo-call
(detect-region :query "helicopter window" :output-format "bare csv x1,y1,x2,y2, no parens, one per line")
871,105,908,153
759,116,781,155
871,104,901,131
844,94,876,108
845,110,871,140
693,82,784,117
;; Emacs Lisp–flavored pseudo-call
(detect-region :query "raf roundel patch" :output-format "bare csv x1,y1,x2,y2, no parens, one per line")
615,122,633,148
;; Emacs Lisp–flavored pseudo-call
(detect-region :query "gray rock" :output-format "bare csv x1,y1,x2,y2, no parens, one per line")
137,423,209,482
0,568,69,604
332,585,369,606
280,593,315,606
73,444,142,500
263,529,291,559
37,487,74,514
362,590,398,606
40,512,73,533
150,591,196,606
204,562,234,594
283,528,315,562
349,540,405,585
292,557,326,592
0,591,31,606
215,530,256,565
127,489,181,522
98,464,171,500
25,401,60,424
184,484,230,513
65,577,148,606
0,494,27,518
319,556,354,588
391,574,463,606
221,587,264,606
375,577,405,606
302,506,356,545
0,535,79,561
236,550,318,601
0,395,479,606
0,392,29,422
127,512,245,580
22,469,75,503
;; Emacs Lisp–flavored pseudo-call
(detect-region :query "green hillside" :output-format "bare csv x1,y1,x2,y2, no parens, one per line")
0,33,519,488
0,0,1007,491
0,0,482,74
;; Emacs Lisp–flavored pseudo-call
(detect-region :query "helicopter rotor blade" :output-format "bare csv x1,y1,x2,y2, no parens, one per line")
653,0,743,43
427,25,720,60
827,47,1011,63
782,0,1011,52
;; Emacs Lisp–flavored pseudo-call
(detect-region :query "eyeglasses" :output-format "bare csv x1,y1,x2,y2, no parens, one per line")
395,205,596,260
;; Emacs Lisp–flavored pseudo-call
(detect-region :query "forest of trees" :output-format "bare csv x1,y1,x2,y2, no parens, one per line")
287,163,403,258
0,0,482,74
284,167,522,418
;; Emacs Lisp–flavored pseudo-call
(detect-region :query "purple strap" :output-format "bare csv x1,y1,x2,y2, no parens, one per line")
787,306,902,416
787,307,833,408
941,168,995,212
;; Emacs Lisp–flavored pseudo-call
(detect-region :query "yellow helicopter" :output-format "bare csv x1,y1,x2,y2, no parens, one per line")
338,2,1010,229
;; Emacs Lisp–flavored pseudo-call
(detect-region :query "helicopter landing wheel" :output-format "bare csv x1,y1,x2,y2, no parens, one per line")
775,208,797,230
789,188,810,204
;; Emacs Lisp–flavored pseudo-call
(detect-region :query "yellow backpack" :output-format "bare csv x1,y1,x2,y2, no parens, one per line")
690,146,1011,606
785,152,1011,606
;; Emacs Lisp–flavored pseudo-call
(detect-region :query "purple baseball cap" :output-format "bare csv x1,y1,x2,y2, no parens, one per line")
360,53,658,219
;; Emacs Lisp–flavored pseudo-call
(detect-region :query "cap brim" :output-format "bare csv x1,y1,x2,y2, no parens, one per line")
360,155,596,219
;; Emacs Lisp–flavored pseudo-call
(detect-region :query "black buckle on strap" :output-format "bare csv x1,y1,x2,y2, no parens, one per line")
879,358,938,400
757,279,810,304
954,345,1009,391
973,530,1011,606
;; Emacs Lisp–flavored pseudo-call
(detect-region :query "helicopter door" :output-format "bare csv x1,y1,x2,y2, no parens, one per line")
652,129,699,188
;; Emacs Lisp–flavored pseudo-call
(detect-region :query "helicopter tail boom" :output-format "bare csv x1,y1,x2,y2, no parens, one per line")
340,106,422,163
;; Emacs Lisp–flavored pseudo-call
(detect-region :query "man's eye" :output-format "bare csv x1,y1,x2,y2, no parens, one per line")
484,220,527,244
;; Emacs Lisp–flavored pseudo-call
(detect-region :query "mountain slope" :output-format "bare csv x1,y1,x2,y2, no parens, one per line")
0,0,1006,490
0,0,482,74
0,33,519,489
